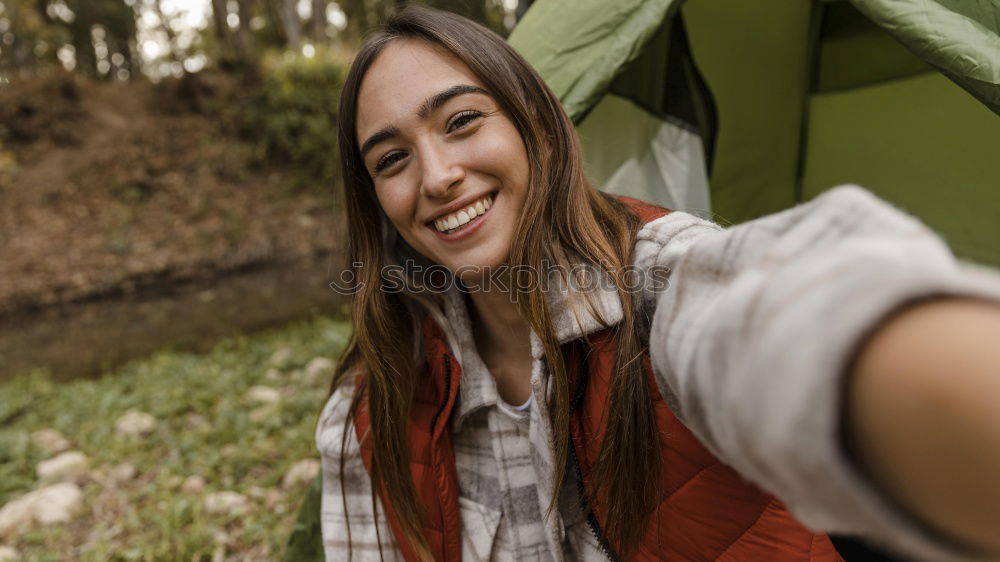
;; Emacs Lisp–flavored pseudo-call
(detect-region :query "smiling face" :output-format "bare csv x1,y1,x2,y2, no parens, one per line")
355,38,530,285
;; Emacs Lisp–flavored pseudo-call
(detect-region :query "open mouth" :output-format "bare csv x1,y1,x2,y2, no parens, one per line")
431,192,496,235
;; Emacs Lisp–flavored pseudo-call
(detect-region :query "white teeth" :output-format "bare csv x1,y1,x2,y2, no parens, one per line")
433,193,495,233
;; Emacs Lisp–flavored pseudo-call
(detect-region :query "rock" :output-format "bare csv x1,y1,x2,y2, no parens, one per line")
31,429,71,454
265,368,283,381
269,346,292,368
111,463,136,482
115,410,157,436
32,482,83,525
0,494,35,538
0,545,19,561
187,413,211,431
37,451,88,481
304,357,336,382
203,492,249,516
265,489,284,509
181,475,206,494
0,482,84,537
245,385,281,403
282,459,320,489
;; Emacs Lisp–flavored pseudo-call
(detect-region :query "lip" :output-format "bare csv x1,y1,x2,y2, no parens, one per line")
428,191,495,242
424,191,497,225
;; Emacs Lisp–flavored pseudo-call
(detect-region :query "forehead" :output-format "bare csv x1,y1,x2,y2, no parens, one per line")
356,39,485,141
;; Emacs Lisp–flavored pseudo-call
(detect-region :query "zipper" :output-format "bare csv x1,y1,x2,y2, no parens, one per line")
568,345,620,561
429,353,452,433
569,440,620,561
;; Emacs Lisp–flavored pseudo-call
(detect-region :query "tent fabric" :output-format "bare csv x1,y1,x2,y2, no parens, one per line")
849,0,1000,115
507,0,684,122
577,93,712,215
509,0,716,213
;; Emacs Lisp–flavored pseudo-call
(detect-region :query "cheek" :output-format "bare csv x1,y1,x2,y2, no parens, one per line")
375,178,419,227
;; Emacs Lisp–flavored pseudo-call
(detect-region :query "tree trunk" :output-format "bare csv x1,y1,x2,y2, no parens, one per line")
233,0,260,77
275,0,302,48
67,0,97,76
308,0,326,42
343,0,370,41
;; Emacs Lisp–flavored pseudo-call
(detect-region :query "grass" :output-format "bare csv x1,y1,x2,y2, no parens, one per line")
0,314,351,561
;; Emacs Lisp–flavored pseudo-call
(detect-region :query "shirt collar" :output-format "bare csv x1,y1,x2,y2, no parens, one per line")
441,267,624,431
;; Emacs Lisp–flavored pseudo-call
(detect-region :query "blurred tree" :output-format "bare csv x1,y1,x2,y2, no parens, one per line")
3,0,139,80
209,0,258,73
341,0,372,42
306,0,325,43
272,0,302,48
234,0,256,63
393,0,508,36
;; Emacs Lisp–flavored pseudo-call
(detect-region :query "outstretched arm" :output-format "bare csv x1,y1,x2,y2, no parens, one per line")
847,297,1000,555
638,185,1000,561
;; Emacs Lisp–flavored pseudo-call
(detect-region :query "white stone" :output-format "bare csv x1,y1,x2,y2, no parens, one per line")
304,357,335,381
0,545,19,561
245,385,281,403
31,429,71,454
111,463,136,482
115,410,157,436
282,459,320,489
0,495,35,538
269,346,292,367
187,413,210,431
32,482,83,525
0,482,84,537
181,475,206,494
265,489,283,509
203,492,249,516
36,451,88,481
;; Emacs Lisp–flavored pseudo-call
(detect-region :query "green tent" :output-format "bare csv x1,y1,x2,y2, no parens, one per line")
513,0,1000,266
284,1,999,559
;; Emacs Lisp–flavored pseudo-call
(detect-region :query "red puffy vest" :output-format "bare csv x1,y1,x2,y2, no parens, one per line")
354,197,843,561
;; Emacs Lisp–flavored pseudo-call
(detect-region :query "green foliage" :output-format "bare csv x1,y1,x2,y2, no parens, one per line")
0,314,352,560
241,47,348,192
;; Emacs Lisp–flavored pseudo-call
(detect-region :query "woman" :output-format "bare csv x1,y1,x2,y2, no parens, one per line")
317,5,1000,561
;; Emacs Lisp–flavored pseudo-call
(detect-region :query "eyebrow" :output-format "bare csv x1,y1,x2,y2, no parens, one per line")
359,84,490,159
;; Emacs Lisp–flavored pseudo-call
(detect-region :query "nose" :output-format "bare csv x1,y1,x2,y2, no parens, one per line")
418,141,465,198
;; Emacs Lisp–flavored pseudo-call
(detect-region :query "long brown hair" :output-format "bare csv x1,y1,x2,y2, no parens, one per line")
329,5,661,558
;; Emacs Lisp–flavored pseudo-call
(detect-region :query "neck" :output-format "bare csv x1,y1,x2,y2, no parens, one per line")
466,288,532,361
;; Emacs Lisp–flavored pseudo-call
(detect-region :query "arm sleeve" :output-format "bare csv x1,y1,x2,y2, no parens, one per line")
315,385,404,561
639,185,1000,561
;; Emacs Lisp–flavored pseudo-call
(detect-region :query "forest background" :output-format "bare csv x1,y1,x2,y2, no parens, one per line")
0,1,528,560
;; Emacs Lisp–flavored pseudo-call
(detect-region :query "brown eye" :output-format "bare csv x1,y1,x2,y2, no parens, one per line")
374,151,406,173
447,110,483,133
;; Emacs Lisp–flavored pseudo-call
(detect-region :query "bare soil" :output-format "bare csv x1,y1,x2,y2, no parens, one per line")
0,71,341,316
